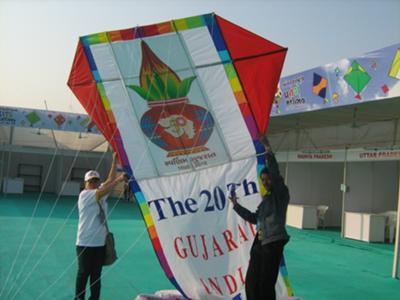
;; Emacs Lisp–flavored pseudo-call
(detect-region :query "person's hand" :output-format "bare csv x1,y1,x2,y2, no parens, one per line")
112,152,118,164
229,195,238,206
116,172,126,182
259,134,272,152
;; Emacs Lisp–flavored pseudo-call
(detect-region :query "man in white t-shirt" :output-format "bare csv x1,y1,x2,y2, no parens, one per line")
75,153,125,300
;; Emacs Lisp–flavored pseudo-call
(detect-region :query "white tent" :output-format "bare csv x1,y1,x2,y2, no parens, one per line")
1,43,399,277
268,43,400,278
0,106,110,194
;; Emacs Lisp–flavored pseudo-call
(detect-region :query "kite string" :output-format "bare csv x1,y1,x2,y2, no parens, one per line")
0,146,60,299
33,184,143,300
5,86,107,299
172,18,234,166
0,96,69,298
32,69,190,298
7,143,113,300
109,27,200,175
10,75,171,299
69,225,149,300
5,138,85,300
8,144,115,300
7,44,137,298
33,106,178,299
63,92,189,298
105,31,166,177
7,112,93,289
11,29,212,298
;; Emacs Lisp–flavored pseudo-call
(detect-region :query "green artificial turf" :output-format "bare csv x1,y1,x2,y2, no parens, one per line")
0,193,399,299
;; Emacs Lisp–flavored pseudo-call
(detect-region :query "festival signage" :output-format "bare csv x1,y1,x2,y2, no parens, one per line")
273,43,400,116
347,147,400,161
289,150,344,162
276,148,400,163
0,105,98,133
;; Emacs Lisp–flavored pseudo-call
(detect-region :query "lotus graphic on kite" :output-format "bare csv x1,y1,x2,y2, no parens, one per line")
344,60,371,100
127,41,196,101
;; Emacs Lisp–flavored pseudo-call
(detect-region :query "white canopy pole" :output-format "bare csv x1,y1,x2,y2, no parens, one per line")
392,161,400,279
44,100,59,149
0,142,5,189
4,127,14,196
341,147,348,238
56,154,64,197
284,151,289,185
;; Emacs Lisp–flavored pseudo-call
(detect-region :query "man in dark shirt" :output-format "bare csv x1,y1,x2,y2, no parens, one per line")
230,135,290,300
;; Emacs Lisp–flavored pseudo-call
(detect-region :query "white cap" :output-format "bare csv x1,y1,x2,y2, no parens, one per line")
84,170,100,182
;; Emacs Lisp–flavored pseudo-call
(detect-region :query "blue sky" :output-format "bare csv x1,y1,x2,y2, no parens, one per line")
0,0,399,113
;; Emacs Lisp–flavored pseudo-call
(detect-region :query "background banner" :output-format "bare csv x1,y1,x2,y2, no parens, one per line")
273,43,400,116
0,105,98,133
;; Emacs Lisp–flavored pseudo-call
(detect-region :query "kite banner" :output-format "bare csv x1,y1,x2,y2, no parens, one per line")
273,43,400,116
0,105,98,133
68,13,289,299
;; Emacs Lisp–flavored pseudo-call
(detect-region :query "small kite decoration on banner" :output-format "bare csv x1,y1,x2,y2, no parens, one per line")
389,48,400,80
312,72,329,104
25,111,41,127
68,13,290,299
344,60,371,100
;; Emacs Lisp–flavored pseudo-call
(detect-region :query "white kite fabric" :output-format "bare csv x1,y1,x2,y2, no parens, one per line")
68,13,290,299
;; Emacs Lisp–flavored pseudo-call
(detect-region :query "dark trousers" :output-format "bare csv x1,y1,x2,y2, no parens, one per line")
75,246,105,300
245,238,287,300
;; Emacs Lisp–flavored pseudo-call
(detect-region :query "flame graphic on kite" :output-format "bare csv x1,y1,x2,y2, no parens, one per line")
127,41,196,101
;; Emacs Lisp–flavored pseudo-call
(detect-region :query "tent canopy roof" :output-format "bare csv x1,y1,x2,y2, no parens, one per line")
269,96,400,134
0,105,107,153
0,126,108,154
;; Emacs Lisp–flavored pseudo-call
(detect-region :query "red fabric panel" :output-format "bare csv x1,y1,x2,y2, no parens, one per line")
215,15,287,134
67,41,93,86
67,41,118,151
68,82,117,148
108,28,136,42
141,24,160,37
234,51,286,133
216,15,284,60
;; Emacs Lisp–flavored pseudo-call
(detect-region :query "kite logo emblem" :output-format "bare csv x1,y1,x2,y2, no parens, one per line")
127,41,214,157
141,97,214,157
158,114,195,139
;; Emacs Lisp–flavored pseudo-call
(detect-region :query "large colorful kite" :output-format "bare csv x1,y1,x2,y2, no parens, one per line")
68,13,290,299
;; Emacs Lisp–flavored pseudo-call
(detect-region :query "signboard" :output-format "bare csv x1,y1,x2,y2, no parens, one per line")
276,148,400,163
272,43,400,116
0,105,99,133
